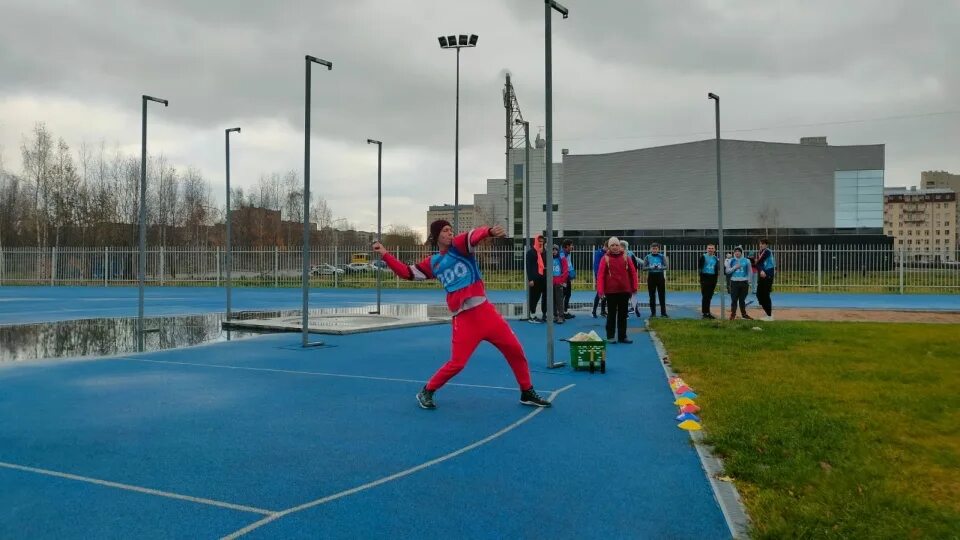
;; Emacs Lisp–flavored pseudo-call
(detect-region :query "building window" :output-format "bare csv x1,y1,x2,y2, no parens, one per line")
541,204,559,211
513,164,524,181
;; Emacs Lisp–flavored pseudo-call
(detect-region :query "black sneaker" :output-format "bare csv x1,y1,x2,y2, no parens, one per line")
527,316,543,324
702,313,716,320
563,313,575,319
618,338,633,344
416,387,436,409
591,311,597,318
661,313,669,318
520,388,552,408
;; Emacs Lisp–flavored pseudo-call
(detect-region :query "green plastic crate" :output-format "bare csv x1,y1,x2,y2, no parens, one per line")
569,341,606,371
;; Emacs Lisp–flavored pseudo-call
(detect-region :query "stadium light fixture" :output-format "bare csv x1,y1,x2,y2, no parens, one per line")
436,32,478,234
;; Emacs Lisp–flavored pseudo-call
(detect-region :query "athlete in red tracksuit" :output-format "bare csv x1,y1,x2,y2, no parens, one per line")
372,219,552,410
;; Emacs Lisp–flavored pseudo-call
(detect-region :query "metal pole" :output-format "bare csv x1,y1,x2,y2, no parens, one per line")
376,141,382,313
544,0,568,369
523,121,531,320
302,55,332,347
139,97,147,349
138,95,167,351
454,47,460,234
225,127,240,320
302,56,312,347
709,93,725,319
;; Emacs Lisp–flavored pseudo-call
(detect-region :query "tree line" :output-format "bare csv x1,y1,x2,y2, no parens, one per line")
0,123,421,248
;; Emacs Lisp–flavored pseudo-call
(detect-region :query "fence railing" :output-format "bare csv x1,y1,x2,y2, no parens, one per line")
1,244,958,293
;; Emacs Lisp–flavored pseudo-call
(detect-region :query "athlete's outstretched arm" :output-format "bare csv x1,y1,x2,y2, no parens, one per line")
372,241,432,281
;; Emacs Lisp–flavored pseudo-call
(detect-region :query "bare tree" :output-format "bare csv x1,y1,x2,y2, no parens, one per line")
383,224,423,246
21,122,53,247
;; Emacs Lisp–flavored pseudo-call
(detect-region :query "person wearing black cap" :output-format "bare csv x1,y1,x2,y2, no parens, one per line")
373,220,552,410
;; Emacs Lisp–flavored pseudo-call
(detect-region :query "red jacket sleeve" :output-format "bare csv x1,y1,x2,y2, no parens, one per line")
452,226,491,254
382,252,433,281
597,257,607,294
561,257,569,282
629,257,638,293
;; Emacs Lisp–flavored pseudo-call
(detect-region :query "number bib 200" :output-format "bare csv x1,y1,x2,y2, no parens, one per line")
431,247,482,293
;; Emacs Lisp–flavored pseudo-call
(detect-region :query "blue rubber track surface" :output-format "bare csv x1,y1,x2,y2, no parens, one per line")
0,304,732,539
0,285,956,325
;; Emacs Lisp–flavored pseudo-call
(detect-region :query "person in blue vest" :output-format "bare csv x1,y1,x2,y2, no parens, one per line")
375,220,551,409
561,239,576,319
755,238,776,321
641,242,669,317
697,243,721,319
591,244,608,318
725,246,753,320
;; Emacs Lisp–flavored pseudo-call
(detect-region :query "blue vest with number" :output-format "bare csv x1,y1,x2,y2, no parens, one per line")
430,246,482,293
702,254,718,275
730,256,751,279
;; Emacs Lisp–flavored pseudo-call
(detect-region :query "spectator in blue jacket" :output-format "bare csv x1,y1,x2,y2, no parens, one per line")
561,239,576,319
641,242,669,317
591,244,607,318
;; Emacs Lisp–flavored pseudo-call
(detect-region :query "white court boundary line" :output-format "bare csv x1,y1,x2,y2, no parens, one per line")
0,461,276,516
222,384,575,539
117,357,553,393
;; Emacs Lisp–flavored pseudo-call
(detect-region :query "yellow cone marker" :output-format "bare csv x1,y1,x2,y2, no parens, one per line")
678,420,702,431
674,397,695,406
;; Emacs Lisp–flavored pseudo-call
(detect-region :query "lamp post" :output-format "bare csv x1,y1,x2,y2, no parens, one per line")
367,138,383,314
138,94,168,352
224,127,240,321
544,1,568,369
516,118,531,320
708,92,725,320
437,33,478,234
303,54,333,347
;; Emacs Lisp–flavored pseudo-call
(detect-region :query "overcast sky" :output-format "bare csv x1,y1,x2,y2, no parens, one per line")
1,0,957,237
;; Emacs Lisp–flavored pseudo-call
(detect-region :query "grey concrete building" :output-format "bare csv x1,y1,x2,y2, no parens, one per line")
559,137,886,245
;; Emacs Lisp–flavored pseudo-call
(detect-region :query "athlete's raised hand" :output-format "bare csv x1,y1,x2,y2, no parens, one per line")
372,241,387,255
489,225,506,238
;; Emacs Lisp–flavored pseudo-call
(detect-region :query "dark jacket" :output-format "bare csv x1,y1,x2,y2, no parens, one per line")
525,247,546,282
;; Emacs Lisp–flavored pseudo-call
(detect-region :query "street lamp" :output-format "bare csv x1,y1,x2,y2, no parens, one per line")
543,1,568,369
303,54,333,348
367,138,383,314
224,127,240,321
515,118,531,320
437,33,478,234
138,94,168,352
708,92,725,320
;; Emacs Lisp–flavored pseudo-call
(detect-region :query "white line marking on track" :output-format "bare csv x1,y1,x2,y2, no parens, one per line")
221,383,575,539
0,461,276,516
117,357,552,393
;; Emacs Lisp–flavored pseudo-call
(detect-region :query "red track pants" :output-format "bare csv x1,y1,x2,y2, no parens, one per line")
426,301,533,392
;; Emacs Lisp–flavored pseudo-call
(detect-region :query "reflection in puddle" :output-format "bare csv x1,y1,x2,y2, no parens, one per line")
0,302,583,363
0,314,261,363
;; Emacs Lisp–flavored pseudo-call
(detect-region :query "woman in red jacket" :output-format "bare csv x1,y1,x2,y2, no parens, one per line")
596,237,639,344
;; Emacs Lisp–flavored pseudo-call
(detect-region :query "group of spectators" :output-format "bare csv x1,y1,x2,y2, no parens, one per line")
525,235,777,343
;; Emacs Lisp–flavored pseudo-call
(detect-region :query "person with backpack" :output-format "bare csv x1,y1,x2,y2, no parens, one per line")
641,242,669,317
561,239,576,319
698,243,721,319
755,238,777,321
550,244,569,324
591,244,607,318
596,237,638,344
